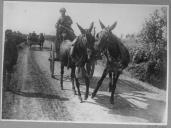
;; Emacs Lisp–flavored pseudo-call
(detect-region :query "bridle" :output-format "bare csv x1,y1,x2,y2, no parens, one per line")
96,29,122,67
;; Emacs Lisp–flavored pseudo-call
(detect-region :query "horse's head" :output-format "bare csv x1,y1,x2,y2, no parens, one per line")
95,20,117,53
77,22,95,60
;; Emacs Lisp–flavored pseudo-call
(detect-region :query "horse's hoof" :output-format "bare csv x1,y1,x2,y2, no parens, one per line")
74,91,77,95
110,99,114,104
51,75,54,78
61,87,64,90
84,95,88,100
79,96,83,103
91,93,96,98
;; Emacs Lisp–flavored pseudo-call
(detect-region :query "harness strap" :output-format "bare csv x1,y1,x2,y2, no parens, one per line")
104,47,123,72
69,36,87,67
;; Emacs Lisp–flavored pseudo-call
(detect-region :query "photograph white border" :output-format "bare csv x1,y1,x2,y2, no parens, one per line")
0,1,169,126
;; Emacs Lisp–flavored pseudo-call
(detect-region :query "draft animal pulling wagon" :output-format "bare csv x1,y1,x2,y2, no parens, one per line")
48,7,130,103
49,7,130,104
49,8,95,79
28,32,45,49
49,24,96,78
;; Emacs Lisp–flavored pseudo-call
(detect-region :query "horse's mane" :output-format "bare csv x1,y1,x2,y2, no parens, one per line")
109,32,122,44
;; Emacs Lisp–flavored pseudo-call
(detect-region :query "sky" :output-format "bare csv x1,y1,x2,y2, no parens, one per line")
3,1,167,37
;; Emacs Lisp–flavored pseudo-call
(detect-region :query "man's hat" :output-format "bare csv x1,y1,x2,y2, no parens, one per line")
60,8,66,13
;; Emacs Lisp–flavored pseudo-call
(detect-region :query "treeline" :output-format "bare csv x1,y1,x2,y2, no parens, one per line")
126,7,167,89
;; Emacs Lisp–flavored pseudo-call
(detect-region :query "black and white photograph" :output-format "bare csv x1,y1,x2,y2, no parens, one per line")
1,1,169,124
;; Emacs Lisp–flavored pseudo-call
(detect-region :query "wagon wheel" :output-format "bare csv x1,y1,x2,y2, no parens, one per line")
49,43,55,78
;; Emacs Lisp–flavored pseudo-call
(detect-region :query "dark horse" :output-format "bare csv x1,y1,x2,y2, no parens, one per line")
60,22,95,102
92,20,130,104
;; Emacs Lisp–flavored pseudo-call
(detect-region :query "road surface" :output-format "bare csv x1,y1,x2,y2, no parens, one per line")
2,41,167,123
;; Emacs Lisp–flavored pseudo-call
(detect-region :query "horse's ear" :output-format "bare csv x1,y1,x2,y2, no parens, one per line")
77,23,86,34
89,22,94,32
99,19,105,29
96,33,99,39
109,21,117,31
93,27,96,37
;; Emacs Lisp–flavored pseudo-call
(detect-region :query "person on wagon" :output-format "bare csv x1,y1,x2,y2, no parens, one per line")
55,8,74,60
55,7,74,41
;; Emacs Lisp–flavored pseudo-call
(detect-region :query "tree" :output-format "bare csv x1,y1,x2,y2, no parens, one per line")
130,7,167,89
138,7,167,60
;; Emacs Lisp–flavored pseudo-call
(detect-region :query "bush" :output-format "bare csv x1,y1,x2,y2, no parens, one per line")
132,47,149,64
128,63,147,81
126,7,167,89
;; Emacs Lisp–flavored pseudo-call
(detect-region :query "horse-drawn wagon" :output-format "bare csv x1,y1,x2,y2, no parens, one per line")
49,23,97,101
49,20,130,104
49,25,96,79
27,33,44,50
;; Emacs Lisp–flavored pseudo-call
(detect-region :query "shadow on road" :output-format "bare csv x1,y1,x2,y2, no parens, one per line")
52,74,71,82
94,92,165,123
8,89,69,101
89,77,166,123
90,76,153,92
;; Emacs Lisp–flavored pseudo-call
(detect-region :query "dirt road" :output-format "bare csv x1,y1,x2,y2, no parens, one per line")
2,41,167,123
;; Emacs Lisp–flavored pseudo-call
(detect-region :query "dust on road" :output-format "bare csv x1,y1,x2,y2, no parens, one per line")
2,41,167,123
